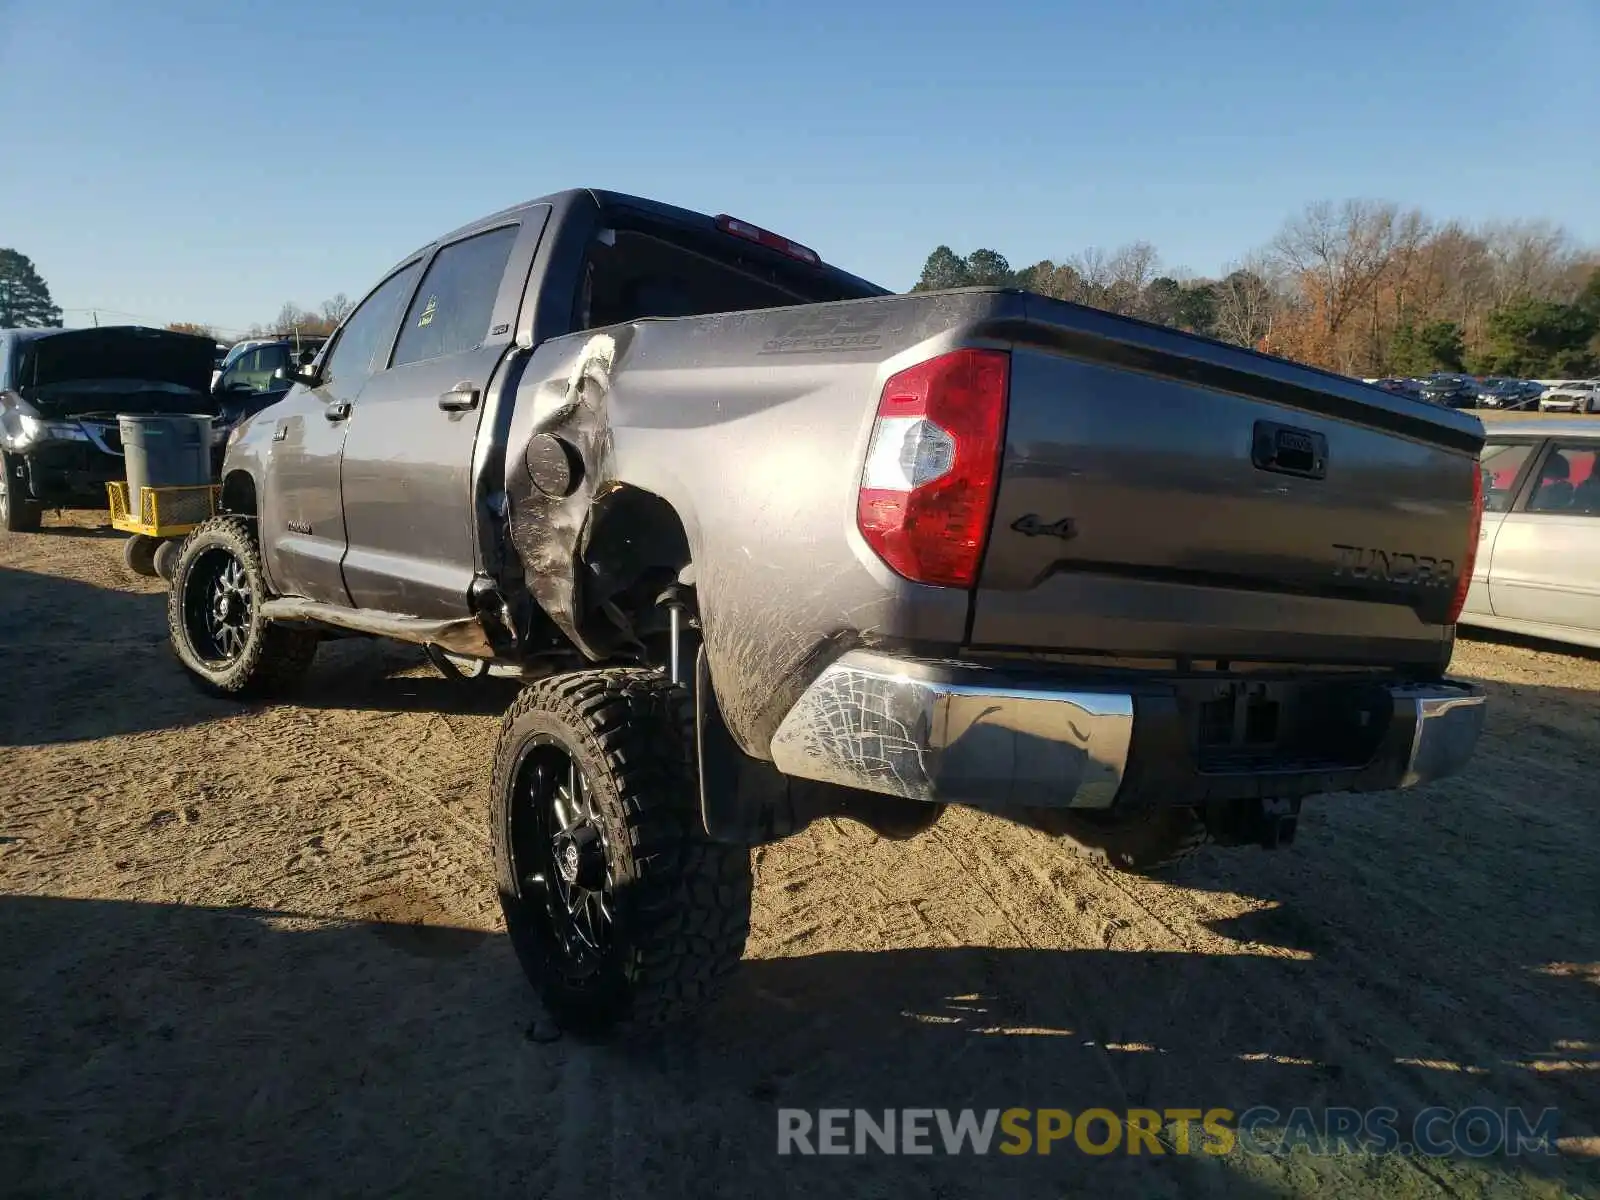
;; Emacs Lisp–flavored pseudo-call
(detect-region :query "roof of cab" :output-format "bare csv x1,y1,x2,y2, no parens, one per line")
403,188,889,296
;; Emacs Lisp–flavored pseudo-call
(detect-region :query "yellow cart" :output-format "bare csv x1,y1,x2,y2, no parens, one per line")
107,481,220,581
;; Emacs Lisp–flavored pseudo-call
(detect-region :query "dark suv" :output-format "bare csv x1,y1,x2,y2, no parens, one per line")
0,325,217,531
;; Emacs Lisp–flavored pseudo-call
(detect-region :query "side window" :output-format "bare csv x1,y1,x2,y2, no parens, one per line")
219,347,269,392
260,345,290,376
322,260,424,385
1528,443,1600,515
1480,442,1535,513
391,224,518,368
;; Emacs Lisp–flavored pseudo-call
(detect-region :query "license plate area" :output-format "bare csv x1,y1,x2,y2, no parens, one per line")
1184,677,1391,773
1252,420,1327,480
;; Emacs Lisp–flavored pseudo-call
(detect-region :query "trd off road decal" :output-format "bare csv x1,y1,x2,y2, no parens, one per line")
760,311,889,355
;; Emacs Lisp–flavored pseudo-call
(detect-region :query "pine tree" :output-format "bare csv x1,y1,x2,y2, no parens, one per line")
0,250,63,327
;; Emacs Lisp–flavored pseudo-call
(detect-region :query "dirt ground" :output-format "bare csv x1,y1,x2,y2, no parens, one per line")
1,512,1596,1200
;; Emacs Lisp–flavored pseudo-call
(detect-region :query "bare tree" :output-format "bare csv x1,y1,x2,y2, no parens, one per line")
1269,200,1416,372
1483,219,1583,304
1066,246,1113,308
1061,242,1161,315
320,293,354,325
1211,254,1281,348
1106,241,1161,317
273,302,313,334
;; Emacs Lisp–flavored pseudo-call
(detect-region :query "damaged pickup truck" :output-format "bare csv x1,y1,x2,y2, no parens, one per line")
167,188,1489,1033
0,326,219,532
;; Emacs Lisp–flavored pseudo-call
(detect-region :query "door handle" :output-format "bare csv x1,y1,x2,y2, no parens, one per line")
438,383,481,412
325,402,351,422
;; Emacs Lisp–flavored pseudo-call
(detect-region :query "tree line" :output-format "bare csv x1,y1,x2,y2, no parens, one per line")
166,296,356,345
912,199,1600,378
10,202,1599,377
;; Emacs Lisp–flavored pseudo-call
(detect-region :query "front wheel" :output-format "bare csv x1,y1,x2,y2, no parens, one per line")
167,516,319,697
491,669,752,1035
0,454,42,533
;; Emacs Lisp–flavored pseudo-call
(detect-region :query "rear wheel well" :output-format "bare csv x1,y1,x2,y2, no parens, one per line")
579,487,692,648
220,471,257,517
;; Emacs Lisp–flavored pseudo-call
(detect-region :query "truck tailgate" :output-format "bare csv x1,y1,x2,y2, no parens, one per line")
973,298,1486,667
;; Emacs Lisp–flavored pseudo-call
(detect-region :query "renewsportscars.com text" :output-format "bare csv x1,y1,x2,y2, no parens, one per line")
777,1106,1564,1157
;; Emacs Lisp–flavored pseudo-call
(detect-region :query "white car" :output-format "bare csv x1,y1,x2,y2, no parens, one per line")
1538,379,1599,414
1461,413,1600,650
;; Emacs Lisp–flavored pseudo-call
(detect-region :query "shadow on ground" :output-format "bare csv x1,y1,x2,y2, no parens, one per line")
1459,625,1600,664
32,522,124,540
0,894,1591,1199
0,566,517,745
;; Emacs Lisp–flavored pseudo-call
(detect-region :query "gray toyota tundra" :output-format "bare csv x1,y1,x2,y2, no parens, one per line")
166,188,1488,1033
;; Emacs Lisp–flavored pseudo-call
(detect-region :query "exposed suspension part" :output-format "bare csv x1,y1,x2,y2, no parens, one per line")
655,583,695,685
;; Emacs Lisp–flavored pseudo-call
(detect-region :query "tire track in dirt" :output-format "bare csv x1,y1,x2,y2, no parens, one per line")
914,817,1541,1197
5,514,1597,1197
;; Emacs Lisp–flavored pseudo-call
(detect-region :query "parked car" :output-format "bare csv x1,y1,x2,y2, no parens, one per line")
0,325,218,532
1374,377,1423,399
1419,373,1480,408
1475,377,1544,411
209,335,328,468
1461,413,1600,649
1538,379,1599,414
166,188,1488,1034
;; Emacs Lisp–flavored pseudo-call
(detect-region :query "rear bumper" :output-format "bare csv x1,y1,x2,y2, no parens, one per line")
767,650,1486,810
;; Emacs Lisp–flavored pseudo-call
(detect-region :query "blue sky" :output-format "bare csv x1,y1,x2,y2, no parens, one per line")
1,0,1596,334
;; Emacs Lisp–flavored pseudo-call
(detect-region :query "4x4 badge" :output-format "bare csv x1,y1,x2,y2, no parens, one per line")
1011,514,1077,540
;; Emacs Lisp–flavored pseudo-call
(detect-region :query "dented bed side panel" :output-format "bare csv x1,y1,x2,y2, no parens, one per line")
500,291,1011,757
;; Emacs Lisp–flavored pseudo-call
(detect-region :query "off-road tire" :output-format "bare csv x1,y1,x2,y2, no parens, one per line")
123,534,160,577
167,516,319,698
0,454,42,533
491,668,752,1035
1030,805,1209,874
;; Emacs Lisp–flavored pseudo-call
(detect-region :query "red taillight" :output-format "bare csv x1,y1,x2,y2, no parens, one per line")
856,349,1010,588
714,214,821,266
1446,461,1485,624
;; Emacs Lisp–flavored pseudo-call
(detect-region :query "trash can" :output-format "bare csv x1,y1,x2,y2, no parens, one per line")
118,414,213,498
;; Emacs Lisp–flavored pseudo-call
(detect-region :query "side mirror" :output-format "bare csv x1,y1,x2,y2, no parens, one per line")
283,349,322,388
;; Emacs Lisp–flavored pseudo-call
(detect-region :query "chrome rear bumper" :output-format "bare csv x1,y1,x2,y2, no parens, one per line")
768,650,1485,810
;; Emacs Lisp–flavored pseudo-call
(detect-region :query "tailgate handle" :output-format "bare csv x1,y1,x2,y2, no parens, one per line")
1252,421,1327,480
